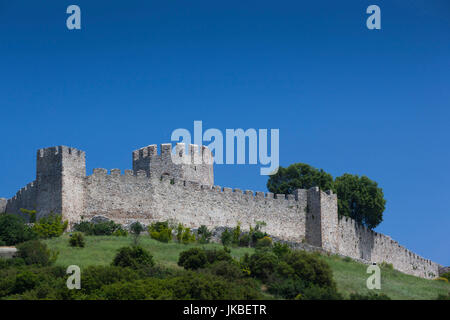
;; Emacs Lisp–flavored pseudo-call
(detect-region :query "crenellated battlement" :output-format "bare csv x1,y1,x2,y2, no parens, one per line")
132,143,214,185
133,143,213,165
2,144,442,279
37,146,85,159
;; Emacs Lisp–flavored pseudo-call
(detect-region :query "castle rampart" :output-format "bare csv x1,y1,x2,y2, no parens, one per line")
1,144,442,279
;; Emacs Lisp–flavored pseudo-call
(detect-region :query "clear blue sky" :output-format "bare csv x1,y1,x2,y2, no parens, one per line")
0,1,448,265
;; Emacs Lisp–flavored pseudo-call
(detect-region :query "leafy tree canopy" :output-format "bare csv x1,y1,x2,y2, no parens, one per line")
335,174,386,229
267,163,335,194
266,164,386,229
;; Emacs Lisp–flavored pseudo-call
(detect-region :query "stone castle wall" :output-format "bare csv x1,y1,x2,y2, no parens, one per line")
0,198,9,215
82,169,309,242
3,181,37,219
1,144,442,279
133,143,214,186
337,217,440,278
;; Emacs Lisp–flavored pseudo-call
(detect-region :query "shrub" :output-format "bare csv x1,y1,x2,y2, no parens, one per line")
197,225,212,244
113,229,128,237
436,292,450,300
95,272,262,300
130,222,145,245
16,240,58,266
248,251,278,282
69,232,85,248
19,208,37,223
239,233,251,247
149,221,172,243
178,248,207,270
249,221,267,246
282,251,336,289
221,229,232,246
0,214,37,245
232,222,241,246
273,242,291,258
73,220,124,236
0,257,25,269
299,285,343,300
176,224,195,244
93,221,123,236
247,248,338,299
342,256,352,263
441,272,450,281
112,246,154,270
80,265,141,294
349,292,391,300
204,247,233,265
255,236,273,249
13,270,38,294
269,277,306,299
33,214,68,239
72,221,93,234
207,260,245,280
379,262,394,270
177,247,233,271
130,221,144,235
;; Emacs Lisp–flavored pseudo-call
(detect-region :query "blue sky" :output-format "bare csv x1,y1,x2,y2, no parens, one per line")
0,1,448,265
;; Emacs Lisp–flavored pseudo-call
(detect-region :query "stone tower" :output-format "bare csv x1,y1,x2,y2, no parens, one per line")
132,143,214,185
36,146,86,223
305,187,339,252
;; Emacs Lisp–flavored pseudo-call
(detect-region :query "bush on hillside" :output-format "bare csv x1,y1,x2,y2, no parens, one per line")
113,229,128,237
349,292,391,300
178,247,233,271
243,246,339,299
0,214,37,245
441,272,450,281
204,247,233,265
296,285,343,300
178,248,207,270
33,214,68,239
73,220,125,236
112,246,154,270
148,221,172,243
255,236,273,249
197,225,212,244
436,292,450,300
94,272,262,300
69,232,85,248
130,222,145,245
220,229,232,246
207,260,244,280
272,242,290,258
176,224,196,244
19,208,37,223
13,270,39,294
247,250,279,282
16,240,58,266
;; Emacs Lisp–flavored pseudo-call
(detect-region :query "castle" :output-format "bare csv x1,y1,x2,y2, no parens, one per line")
0,144,442,279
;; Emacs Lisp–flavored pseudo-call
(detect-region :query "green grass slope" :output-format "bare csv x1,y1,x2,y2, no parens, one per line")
44,235,449,300
321,254,449,300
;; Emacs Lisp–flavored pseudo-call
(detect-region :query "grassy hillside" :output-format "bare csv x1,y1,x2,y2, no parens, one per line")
44,235,449,300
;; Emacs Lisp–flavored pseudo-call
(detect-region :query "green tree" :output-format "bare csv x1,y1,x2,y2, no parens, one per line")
112,246,154,270
334,174,386,229
267,163,334,194
16,240,58,266
130,222,144,246
33,214,68,239
0,214,37,245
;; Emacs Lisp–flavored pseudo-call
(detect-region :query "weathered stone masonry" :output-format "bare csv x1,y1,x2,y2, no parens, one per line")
1,144,442,279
